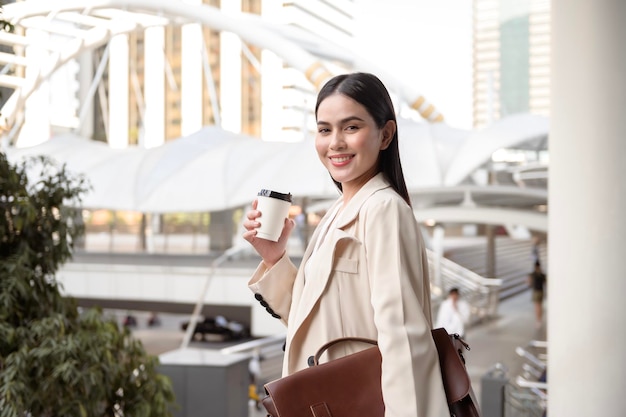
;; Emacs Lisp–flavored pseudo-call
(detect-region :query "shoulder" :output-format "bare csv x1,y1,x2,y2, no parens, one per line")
361,187,412,215
357,189,416,232
357,189,420,238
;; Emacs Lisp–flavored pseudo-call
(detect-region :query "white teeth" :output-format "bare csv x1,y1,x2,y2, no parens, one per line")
331,156,352,163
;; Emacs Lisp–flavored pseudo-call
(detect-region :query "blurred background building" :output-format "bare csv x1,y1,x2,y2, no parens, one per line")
1,0,359,148
473,0,551,128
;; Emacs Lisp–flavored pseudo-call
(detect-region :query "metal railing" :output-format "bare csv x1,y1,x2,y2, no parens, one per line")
221,334,286,386
504,382,546,417
427,249,503,323
504,340,548,417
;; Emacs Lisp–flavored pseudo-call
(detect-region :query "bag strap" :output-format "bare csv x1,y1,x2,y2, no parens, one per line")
310,332,473,403
311,337,377,366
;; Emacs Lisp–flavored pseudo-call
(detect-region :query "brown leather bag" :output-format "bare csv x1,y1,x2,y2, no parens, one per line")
262,327,480,417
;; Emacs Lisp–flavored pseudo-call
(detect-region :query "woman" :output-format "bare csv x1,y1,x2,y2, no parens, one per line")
243,72,448,417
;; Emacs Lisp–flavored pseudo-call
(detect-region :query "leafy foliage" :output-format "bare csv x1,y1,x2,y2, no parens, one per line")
0,153,176,417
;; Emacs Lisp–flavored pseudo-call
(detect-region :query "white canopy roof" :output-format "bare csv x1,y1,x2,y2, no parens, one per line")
5,114,549,213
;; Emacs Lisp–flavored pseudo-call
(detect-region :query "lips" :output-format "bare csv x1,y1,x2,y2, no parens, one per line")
329,155,354,164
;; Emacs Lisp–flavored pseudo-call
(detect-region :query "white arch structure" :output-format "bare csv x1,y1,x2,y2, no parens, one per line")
1,0,549,233
0,0,444,145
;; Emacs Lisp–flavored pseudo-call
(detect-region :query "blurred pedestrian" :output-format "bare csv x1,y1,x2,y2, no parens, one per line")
123,313,137,327
435,288,471,338
530,236,541,265
528,261,547,328
147,312,161,327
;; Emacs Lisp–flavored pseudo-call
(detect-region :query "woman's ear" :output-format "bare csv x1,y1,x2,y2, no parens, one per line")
380,120,396,150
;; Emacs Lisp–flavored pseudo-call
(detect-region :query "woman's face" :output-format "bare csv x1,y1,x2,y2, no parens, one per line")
315,93,395,198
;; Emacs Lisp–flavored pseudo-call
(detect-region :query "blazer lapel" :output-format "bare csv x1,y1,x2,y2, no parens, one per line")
288,228,356,340
287,195,342,327
286,173,393,343
334,173,392,229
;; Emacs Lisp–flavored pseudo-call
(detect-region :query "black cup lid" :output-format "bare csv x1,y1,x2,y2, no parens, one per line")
258,189,292,202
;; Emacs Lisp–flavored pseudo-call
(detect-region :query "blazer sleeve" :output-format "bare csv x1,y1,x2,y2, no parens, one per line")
248,253,298,325
362,197,448,417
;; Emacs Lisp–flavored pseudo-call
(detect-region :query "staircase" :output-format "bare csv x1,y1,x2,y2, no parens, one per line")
443,237,547,300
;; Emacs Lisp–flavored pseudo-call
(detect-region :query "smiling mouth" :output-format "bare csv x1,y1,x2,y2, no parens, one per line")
330,155,353,163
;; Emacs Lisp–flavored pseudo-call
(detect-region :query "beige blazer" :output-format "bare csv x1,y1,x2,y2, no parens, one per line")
249,173,448,417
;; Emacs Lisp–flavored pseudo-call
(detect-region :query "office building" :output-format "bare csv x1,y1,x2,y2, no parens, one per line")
75,1,354,147
472,0,551,128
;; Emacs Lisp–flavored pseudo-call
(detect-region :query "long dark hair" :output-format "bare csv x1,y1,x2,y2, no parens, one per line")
315,72,411,206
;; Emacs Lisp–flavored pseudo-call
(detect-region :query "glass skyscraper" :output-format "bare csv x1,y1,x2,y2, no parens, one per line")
473,0,550,127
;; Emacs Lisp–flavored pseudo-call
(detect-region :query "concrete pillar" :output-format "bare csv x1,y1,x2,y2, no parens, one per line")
209,209,234,251
77,51,94,139
108,34,129,148
144,27,165,148
181,15,203,136
220,0,242,132
549,2,626,415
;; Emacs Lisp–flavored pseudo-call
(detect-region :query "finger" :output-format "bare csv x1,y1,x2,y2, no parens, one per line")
243,219,260,231
278,218,295,240
242,229,257,242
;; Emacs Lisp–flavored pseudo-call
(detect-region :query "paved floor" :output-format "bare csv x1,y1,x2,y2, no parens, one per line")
131,289,547,416
463,291,547,400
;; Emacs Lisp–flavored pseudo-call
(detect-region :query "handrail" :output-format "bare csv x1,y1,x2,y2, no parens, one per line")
516,376,548,391
528,340,548,349
428,248,502,286
220,334,285,355
427,248,502,321
515,346,547,371
181,244,249,349
221,334,286,386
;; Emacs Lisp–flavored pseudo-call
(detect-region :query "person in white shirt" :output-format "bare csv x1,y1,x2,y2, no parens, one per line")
435,288,471,338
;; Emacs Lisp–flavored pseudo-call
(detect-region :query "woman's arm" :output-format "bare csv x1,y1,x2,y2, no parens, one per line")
362,197,448,417
248,253,298,325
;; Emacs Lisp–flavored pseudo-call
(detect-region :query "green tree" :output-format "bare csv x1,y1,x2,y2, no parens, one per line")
0,153,176,417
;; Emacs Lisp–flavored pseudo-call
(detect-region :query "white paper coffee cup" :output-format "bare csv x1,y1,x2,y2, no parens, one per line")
256,189,292,242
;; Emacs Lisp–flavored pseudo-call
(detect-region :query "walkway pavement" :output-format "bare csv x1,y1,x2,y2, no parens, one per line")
464,290,547,400
131,288,547,416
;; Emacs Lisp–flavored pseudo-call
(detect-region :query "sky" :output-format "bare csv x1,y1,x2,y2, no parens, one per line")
354,0,474,130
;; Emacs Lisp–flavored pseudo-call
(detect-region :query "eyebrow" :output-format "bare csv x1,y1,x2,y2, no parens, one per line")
317,116,366,125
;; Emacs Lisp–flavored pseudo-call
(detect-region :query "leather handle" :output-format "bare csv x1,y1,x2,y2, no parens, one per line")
312,337,377,366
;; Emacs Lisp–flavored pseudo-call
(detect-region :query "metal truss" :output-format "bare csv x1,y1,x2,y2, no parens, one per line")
0,0,444,144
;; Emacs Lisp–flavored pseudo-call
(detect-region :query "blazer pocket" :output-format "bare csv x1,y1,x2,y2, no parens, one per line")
333,256,358,274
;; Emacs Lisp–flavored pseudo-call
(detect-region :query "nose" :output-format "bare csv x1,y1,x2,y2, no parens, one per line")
329,131,346,150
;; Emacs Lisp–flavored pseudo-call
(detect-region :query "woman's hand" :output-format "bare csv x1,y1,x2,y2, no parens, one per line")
242,199,295,268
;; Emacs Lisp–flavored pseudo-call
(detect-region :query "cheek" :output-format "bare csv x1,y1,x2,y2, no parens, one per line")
315,137,328,158
356,134,382,156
